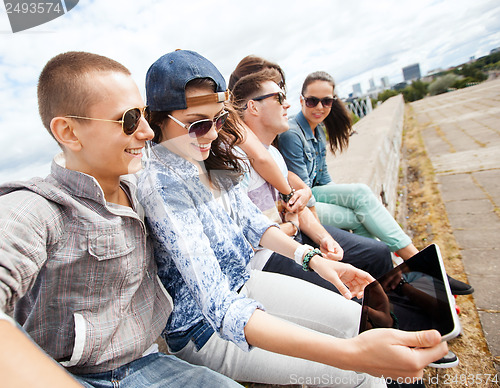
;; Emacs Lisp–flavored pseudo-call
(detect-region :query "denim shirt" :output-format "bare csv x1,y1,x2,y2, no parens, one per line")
137,144,272,352
278,111,332,188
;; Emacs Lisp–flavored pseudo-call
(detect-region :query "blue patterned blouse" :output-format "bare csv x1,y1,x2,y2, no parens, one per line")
137,144,274,351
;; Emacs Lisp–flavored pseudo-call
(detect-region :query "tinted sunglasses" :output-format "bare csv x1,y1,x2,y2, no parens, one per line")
301,95,337,108
252,91,286,105
168,110,229,138
66,106,149,135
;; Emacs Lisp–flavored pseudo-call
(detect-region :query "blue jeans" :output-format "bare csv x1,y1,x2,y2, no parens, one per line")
312,183,412,252
73,352,242,388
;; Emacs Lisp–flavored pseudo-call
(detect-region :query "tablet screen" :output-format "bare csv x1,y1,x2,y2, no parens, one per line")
359,244,460,339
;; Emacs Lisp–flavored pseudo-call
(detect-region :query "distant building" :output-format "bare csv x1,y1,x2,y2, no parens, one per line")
368,78,376,90
381,76,390,89
402,63,421,82
352,83,362,97
393,81,408,91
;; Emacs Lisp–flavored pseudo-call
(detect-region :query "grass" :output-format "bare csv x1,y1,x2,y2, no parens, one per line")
400,105,499,387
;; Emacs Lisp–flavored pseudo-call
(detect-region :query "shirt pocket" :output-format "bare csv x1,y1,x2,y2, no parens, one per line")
88,231,134,261
59,312,87,367
304,144,315,162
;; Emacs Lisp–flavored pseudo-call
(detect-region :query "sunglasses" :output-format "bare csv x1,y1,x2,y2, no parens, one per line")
66,106,150,135
301,95,337,108
168,110,229,138
251,91,286,105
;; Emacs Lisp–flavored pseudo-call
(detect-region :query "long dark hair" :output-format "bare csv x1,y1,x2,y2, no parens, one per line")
148,78,246,187
301,71,351,154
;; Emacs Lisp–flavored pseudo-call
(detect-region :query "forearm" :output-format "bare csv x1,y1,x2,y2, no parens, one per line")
287,171,308,190
259,225,300,259
279,221,297,237
245,310,448,380
0,321,82,387
244,310,353,370
239,128,292,194
297,207,329,243
308,205,321,222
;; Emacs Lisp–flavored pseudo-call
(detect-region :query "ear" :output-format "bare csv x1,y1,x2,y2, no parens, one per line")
50,117,82,152
245,99,260,117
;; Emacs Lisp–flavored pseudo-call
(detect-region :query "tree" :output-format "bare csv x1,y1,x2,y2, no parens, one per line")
377,89,399,103
402,80,428,102
428,74,459,96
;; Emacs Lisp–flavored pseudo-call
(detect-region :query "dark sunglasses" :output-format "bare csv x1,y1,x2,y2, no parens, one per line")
66,106,150,135
245,92,286,109
168,110,229,138
254,91,287,104
301,95,337,108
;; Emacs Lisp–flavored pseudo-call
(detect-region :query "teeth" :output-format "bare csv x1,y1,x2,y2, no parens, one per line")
197,144,210,151
126,148,142,155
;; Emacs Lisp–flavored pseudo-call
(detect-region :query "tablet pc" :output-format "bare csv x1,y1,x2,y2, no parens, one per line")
359,244,461,341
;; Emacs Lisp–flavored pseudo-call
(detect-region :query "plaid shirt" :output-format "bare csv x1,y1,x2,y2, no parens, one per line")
0,154,172,374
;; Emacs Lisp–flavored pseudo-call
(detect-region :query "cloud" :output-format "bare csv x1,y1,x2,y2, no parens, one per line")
1,0,499,183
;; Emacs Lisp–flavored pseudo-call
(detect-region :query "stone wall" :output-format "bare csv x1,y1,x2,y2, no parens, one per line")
326,94,405,215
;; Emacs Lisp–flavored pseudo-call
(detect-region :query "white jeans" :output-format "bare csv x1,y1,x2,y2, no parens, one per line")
173,270,386,387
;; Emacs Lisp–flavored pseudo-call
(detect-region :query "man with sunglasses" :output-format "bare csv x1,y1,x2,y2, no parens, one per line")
232,70,394,287
0,51,241,387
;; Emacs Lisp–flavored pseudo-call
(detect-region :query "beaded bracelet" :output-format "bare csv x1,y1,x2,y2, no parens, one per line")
302,248,323,272
294,244,314,266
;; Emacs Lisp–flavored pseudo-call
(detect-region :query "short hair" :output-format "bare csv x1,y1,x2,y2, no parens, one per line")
231,68,283,115
37,51,131,140
228,55,286,91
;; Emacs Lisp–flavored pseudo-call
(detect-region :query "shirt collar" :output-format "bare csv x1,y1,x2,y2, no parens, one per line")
51,153,139,210
148,142,200,180
295,111,316,141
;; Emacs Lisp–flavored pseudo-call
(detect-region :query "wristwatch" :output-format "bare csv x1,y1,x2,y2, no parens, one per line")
279,188,295,203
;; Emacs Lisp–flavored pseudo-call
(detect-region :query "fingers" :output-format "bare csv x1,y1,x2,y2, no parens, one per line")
324,252,342,261
399,329,442,348
318,265,352,299
330,274,353,299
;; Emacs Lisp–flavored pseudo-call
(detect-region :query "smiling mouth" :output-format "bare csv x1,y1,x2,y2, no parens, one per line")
194,143,211,151
125,148,143,156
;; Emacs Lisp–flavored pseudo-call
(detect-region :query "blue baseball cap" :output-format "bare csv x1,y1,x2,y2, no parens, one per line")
146,50,228,112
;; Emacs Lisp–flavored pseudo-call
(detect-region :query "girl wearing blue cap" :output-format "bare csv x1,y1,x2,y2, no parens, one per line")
137,50,447,386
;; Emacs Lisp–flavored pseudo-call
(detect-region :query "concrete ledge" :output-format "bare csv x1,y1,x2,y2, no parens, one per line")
327,94,405,215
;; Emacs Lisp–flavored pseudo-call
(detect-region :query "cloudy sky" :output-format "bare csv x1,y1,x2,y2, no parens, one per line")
1,0,499,184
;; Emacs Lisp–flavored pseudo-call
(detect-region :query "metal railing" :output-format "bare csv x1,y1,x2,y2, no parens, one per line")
345,96,373,118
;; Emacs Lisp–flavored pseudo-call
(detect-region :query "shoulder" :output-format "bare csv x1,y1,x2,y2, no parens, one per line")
268,146,287,172
0,180,67,239
286,115,302,133
278,124,304,149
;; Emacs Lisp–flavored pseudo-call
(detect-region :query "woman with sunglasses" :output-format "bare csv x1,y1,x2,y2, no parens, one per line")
278,71,421,261
137,50,446,386
278,71,473,295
